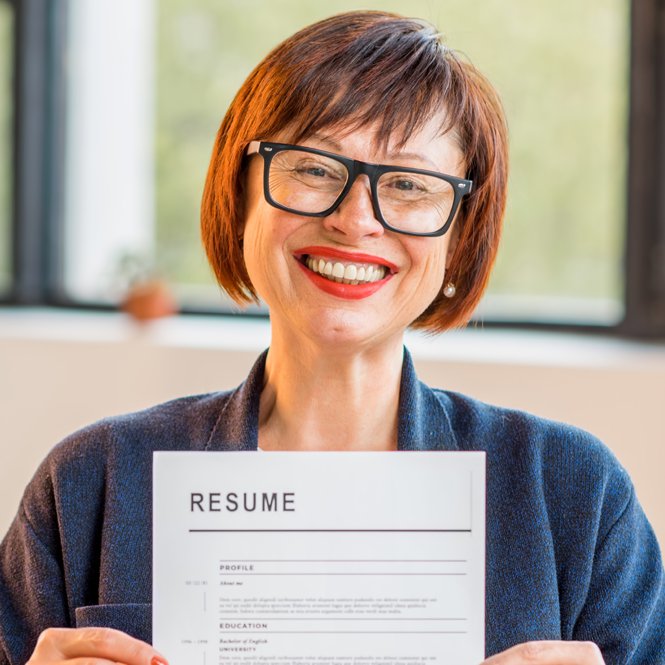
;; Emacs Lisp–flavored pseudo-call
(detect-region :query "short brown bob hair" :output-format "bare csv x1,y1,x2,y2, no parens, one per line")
201,10,508,332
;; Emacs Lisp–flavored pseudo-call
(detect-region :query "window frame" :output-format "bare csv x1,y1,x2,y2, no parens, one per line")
4,0,665,338
8,0,67,305
621,0,665,337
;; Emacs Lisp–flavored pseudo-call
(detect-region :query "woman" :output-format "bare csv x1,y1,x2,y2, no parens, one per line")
1,11,663,665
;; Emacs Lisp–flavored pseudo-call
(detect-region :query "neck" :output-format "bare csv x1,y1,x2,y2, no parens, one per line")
258,326,404,451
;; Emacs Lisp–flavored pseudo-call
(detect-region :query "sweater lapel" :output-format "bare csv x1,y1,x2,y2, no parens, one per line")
397,348,459,451
204,350,268,451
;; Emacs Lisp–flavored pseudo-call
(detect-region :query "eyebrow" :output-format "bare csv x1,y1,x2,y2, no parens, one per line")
307,133,441,171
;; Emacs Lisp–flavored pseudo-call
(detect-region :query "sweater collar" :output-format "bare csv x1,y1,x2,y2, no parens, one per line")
205,348,458,452
397,349,459,451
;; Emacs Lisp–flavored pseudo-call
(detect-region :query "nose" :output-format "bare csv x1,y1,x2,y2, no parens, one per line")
321,176,385,240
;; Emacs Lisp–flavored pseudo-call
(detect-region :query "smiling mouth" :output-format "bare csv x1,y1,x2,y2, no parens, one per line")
301,254,389,285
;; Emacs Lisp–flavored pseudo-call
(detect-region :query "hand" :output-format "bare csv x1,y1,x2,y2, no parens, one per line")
26,627,168,665
482,640,605,664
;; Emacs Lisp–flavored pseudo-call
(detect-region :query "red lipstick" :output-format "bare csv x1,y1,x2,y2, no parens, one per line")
294,246,395,300
294,246,398,272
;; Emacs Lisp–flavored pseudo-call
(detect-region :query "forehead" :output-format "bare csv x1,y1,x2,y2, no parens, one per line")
280,113,465,174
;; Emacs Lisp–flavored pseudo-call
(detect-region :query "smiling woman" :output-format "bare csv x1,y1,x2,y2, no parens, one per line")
202,13,507,333
0,9,663,665
238,116,466,354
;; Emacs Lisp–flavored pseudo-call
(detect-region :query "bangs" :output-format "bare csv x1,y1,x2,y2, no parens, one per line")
255,12,467,151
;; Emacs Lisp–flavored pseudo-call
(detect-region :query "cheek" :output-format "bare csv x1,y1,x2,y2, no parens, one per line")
424,261,448,306
409,240,451,317
241,208,272,298
242,206,299,303
407,236,450,290
240,157,267,241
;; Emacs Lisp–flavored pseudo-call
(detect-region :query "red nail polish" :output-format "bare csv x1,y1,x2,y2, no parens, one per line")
151,656,168,665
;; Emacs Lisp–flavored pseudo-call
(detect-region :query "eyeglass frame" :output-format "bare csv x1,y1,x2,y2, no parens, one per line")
245,140,473,238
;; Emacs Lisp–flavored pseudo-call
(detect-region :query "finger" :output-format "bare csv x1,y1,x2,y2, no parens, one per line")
31,627,168,665
28,658,122,665
482,640,604,664
66,659,129,665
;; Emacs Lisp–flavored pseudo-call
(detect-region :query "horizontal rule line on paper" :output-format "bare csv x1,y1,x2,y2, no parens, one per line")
219,618,468,621
218,573,467,576
218,631,469,634
190,529,471,533
218,559,468,563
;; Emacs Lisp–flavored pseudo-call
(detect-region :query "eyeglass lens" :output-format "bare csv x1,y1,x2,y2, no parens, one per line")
267,148,455,234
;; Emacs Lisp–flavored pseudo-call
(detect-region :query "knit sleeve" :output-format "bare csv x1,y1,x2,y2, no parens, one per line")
0,494,70,665
573,479,665,664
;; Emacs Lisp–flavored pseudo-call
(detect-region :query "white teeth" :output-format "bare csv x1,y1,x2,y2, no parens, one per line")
344,264,357,281
332,263,345,279
303,255,388,285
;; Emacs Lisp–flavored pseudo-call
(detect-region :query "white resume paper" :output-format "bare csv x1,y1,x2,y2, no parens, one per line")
153,451,485,665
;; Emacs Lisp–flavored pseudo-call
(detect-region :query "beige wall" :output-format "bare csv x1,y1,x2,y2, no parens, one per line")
1,309,664,547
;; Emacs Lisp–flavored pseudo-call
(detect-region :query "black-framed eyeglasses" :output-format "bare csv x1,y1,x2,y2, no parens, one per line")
245,141,473,237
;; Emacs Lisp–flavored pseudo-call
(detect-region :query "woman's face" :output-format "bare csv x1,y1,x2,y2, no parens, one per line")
241,114,465,351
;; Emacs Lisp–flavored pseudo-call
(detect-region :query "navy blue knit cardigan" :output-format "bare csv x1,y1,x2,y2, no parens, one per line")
1,349,663,664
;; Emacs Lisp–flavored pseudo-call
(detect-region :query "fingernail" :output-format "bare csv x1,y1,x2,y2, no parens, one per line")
151,657,169,665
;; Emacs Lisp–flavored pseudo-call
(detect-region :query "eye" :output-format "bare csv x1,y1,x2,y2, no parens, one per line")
298,164,327,178
392,178,418,191
382,175,426,193
292,157,346,182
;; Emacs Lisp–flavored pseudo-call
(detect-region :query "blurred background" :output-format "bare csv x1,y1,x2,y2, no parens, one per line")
0,0,635,319
0,0,664,541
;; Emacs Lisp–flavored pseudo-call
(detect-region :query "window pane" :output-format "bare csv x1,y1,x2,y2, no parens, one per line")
64,0,628,325
0,1,12,296
474,1,628,325
63,0,156,303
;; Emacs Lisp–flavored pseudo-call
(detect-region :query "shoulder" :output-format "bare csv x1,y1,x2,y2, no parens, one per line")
55,390,233,458
19,391,234,527
430,384,620,465
428,385,632,528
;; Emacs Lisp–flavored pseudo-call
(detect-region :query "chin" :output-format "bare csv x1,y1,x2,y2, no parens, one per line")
301,308,402,351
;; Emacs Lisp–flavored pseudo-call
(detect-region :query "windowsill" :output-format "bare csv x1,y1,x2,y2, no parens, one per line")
1,306,664,371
